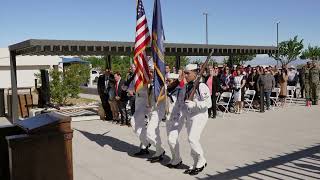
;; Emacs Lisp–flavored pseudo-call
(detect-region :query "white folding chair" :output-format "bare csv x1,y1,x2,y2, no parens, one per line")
216,92,232,118
270,88,280,109
244,89,256,112
286,86,296,104
295,86,301,101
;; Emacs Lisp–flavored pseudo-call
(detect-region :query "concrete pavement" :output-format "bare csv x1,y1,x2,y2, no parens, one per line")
71,105,320,180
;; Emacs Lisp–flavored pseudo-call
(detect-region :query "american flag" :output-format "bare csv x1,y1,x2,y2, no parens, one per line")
134,0,151,92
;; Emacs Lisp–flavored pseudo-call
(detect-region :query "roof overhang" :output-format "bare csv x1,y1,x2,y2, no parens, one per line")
9,39,278,56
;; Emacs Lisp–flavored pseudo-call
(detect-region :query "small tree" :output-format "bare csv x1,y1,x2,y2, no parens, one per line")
301,46,320,61
165,56,189,69
50,64,90,105
82,56,105,71
270,36,304,66
228,55,256,66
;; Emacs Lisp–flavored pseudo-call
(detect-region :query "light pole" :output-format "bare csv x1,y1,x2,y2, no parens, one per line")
203,12,208,44
276,20,280,66
276,21,280,47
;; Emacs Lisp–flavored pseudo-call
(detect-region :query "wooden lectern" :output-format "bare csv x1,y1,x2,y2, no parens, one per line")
0,113,73,180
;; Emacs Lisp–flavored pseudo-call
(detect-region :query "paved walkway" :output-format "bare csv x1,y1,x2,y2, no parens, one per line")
71,104,320,180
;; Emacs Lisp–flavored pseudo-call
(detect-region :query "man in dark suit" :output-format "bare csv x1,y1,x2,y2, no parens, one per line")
97,68,114,120
114,72,129,126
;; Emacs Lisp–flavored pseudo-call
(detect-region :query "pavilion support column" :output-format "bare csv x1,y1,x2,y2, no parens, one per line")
105,55,112,70
10,50,18,123
228,55,234,68
175,56,180,73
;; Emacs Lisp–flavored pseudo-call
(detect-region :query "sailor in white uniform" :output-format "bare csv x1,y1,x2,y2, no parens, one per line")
183,64,212,175
145,65,166,163
131,84,151,156
165,73,186,168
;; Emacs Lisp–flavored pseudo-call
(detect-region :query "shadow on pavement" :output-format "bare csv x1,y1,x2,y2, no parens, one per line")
197,143,320,180
74,128,189,169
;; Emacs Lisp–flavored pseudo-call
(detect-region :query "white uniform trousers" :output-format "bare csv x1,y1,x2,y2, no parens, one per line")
131,93,149,149
186,111,208,168
146,103,165,156
166,113,185,165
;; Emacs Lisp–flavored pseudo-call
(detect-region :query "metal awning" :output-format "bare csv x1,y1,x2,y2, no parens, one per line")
9,39,278,56
7,39,278,123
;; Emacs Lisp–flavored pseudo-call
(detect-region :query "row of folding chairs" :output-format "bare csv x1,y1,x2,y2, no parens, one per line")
215,86,298,117
271,86,298,108
215,89,257,117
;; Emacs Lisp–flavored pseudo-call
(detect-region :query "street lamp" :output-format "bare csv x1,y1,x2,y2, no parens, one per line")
276,20,280,66
276,20,280,47
203,12,208,44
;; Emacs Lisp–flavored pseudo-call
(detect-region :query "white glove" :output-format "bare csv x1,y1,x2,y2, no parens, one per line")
185,100,196,110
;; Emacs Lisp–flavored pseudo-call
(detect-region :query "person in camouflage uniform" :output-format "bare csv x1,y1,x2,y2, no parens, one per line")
302,62,311,105
309,61,320,105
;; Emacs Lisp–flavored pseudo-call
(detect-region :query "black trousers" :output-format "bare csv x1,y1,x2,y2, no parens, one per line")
100,93,113,120
117,100,128,124
129,96,135,116
300,85,305,98
208,95,217,118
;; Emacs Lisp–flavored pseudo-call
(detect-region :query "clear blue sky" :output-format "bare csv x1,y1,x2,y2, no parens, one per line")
0,0,319,48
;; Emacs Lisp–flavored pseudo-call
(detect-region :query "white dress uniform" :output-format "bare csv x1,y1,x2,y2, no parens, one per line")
146,84,166,157
166,74,186,165
130,86,149,149
184,65,212,170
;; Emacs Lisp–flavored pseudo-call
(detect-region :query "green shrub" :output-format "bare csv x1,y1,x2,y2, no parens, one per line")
50,64,90,105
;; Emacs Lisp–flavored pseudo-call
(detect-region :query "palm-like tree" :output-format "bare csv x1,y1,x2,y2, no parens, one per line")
301,46,320,61
270,36,304,66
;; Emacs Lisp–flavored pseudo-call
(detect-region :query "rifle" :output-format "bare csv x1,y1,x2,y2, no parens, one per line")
187,50,214,101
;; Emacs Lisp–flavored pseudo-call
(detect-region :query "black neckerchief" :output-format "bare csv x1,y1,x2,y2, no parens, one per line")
184,81,194,101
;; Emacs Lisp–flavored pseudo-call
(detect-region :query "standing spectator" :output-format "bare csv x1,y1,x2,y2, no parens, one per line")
309,61,320,105
97,68,114,120
233,68,246,114
108,76,119,123
114,72,129,126
288,66,298,98
271,66,280,87
297,67,304,98
302,62,312,105
220,67,232,92
257,68,275,110
247,67,259,108
125,64,136,117
279,67,289,107
165,64,171,79
172,66,176,73
287,66,298,86
206,66,219,118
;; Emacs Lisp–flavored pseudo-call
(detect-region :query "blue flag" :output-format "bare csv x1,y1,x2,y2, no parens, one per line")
152,0,165,104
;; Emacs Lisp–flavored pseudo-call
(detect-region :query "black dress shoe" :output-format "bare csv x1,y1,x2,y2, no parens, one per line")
189,163,207,175
146,143,151,149
183,169,193,174
133,149,149,156
166,161,182,169
148,151,165,163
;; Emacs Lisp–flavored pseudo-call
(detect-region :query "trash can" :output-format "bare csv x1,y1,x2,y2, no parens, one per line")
0,112,73,180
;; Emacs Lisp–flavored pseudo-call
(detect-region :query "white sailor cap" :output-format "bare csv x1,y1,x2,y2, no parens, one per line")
185,64,198,71
167,73,179,79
